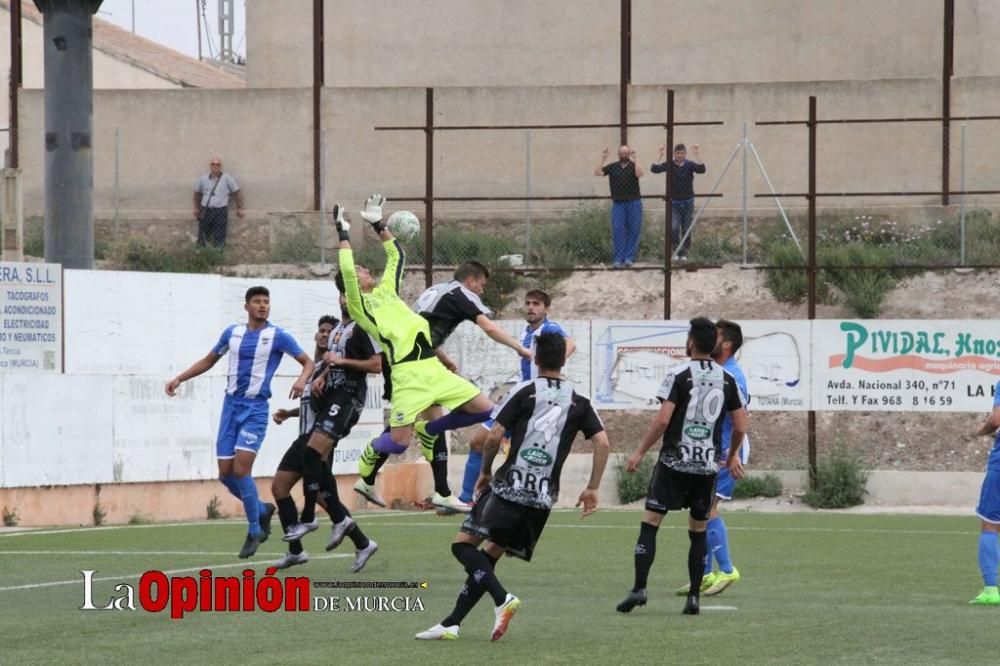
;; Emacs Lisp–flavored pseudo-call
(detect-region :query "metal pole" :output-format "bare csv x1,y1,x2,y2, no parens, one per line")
9,0,22,168
319,128,326,265
312,0,324,212
807,95,818,489
525,129,532,263
424,88,435,288
942,0,954,206
741,122,748,264
619,0,631,145
130,0,135,32
748,140,803,255
113,126,119,240
664,89,674,319
959,123,966,265
37,0,104,269
196,0,202,61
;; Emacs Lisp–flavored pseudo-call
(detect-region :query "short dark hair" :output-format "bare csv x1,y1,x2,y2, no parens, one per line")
454,261,489,282
688,317,717,355
716,319,743,355
534,332,566,371
334,270,345,294
318,315,338,328
524,289,551,308
674,143,686,152
245,286,269,303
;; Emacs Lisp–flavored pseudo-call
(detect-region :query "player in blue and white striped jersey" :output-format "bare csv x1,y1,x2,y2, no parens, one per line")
166,286,314,559
459,289,576,504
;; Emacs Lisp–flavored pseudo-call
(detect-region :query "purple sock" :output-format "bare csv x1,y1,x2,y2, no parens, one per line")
427,409,492,436
372,430,408,455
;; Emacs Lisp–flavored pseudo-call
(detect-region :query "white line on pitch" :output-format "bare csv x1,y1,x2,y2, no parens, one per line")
700,605,738,611
0,550,258,556
0,553,351,593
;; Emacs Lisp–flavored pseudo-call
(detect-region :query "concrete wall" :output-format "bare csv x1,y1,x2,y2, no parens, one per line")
18,78,1000,222
0,4,180,133
247,0,1000,88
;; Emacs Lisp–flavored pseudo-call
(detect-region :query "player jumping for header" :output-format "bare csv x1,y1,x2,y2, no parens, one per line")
333,195,496,484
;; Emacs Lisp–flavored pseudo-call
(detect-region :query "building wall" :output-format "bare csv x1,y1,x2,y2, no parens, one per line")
14,77,1000,220
246,0,1000,88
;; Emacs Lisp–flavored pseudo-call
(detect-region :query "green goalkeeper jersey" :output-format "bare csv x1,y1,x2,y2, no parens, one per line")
339,239,434,366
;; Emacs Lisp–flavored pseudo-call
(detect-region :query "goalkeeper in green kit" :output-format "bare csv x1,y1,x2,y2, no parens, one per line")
333,195,495,486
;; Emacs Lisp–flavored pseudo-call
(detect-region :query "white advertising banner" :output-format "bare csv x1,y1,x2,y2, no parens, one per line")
813,320,1000,412
0,261,62,373
591,320,811,411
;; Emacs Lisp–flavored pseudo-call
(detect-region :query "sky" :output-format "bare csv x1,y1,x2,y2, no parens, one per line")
95,0,246,61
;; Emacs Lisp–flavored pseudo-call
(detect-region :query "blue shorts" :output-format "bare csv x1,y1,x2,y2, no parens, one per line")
976,468,1000,524
216,397,269,458
715,438,750,501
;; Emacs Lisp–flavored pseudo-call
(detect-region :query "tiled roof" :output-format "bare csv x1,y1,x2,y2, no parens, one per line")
3,0,246,89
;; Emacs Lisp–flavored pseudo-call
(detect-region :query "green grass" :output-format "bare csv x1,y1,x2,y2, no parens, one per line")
0,511,991,664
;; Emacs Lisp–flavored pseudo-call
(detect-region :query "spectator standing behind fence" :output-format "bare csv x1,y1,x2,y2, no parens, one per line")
194,156,244,248
651,143,705,260
595,145,644,269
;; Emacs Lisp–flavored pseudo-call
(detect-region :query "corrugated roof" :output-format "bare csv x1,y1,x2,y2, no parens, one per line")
3,0,246,89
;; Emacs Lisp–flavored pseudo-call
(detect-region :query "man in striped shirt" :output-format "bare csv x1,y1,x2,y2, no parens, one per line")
166,286,314,558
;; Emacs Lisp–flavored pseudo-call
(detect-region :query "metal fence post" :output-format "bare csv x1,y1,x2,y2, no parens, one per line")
663,89,674,320
959,122,966,265
741,122,748,265
424,87,434,288
113,126,120,241
525,128,532,262
319,127,326,266
807,96,818,489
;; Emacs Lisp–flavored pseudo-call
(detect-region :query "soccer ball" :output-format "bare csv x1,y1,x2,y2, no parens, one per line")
387,211,421,241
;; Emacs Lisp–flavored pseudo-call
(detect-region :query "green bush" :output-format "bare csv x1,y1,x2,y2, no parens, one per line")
107,239,226,273
616,455,655,504
820,244,898,318
2,506,19,527
804,445,868,509
732,473,783,499
269,226,321,263
764,241,809,303
23,222,43,257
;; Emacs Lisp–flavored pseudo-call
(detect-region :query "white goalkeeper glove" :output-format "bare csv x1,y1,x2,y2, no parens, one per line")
332,204,351,241
360,194,386,232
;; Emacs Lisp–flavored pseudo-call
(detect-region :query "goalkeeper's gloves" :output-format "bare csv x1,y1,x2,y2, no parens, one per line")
332,204,351,241
360,193,387,233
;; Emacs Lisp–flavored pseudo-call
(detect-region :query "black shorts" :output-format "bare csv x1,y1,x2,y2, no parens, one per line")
644,463,717,521
314,392,364,441
460,488,550,562
276,433,325,474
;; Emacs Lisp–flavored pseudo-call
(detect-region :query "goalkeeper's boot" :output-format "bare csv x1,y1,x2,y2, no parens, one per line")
616,588,647,613
969,586,1000,605
704,568,740,596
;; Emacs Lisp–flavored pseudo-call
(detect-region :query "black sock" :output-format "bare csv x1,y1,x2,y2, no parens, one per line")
451,542,507,606
343,505,370,550
276,496,303,555
301,447,324,524
442,551,500,627
688,529,708,598
363,452,389,486
319,470,347,523
431,433,452,496
633,521,659,592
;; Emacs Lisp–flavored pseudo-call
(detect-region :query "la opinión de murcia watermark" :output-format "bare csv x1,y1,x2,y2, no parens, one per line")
79,569,427,619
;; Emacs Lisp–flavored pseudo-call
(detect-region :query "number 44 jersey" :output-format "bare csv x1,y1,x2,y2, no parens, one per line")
657,359,745,475
490,377,605,509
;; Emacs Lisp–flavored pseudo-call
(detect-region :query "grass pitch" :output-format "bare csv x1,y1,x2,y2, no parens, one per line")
0,509,993,665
